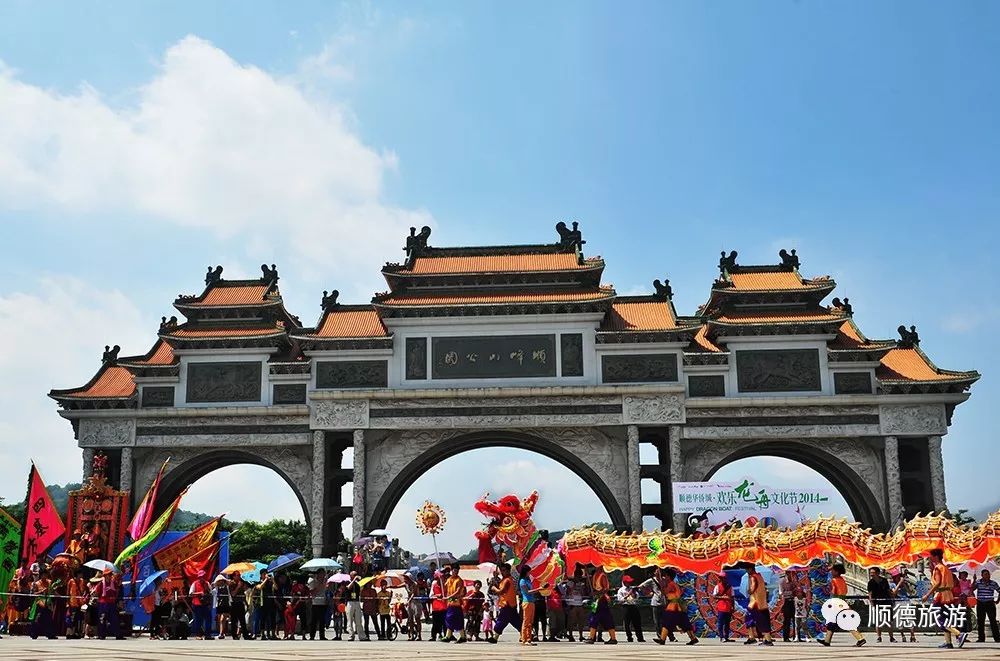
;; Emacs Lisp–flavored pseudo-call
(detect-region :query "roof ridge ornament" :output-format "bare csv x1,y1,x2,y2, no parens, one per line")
101,344,120,364
159,315,178,331
718,250,738,273
897,324,920,348
652,278,672,299
261,263,279,284
779,248,800,270
321,289,340,312
555,221,585,250
404,226,432,260
831,297,853,315
205,265,223,286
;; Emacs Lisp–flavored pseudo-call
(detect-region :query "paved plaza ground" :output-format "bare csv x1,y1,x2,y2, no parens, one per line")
2,637,998,660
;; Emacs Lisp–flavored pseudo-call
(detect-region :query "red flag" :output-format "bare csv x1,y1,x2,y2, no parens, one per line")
181,541,220,581
20,463,65,564
128,458,168,541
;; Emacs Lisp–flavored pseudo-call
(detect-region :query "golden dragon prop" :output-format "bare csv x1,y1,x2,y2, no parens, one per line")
563,510,1000,573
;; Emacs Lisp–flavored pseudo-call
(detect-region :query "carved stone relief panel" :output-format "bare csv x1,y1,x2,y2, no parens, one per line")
405,337,427,380
622,394,684,424
186,362,262,403
879,404,947,436
834,372,873,395
688,375,725,398
273,383,307,405
602,354,678,383
560,333,584,377
735,349,821,392
78,418,135,447
316,361,388,389
312,400,370,429
141,386,175,408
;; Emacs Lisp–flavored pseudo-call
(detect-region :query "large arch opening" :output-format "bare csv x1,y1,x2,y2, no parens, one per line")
374,436,626,556
698,441,884,530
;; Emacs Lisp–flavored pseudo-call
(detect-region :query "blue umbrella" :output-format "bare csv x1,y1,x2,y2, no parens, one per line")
267,553,304,573
240,562,269,583
136,570,169,599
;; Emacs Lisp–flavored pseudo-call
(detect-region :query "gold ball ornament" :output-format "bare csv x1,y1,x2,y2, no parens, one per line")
415,500,447,535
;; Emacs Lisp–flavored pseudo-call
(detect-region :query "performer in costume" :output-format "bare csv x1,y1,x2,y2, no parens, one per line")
66,569,87,639
923,548,968,649
95,568,122,640
489,563,521,642
746,563,774,646
655,567,698,645
819,563,866,647
585,566,617,645
442,562,467,643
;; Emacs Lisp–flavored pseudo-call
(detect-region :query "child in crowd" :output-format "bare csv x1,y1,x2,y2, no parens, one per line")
481,607,495,643
283,596,297,639
794,589,808,641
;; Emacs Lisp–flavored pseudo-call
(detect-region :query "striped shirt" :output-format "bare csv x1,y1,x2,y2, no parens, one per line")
974,579,1000,602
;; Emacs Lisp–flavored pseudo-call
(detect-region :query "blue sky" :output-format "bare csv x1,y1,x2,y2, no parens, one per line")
1,1,997,552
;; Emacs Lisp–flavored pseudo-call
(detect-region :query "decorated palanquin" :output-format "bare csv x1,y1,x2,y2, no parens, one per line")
563,510,1000,574
64,453,129,562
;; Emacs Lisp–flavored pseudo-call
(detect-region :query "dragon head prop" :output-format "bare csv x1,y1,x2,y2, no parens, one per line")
474,491,539,551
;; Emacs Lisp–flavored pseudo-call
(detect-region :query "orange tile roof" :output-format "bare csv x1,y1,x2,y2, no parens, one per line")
725,272,831,291
407,253,590,274
714,311,845,324
165,326,284,338
315,309,388,338
830,321,892,350
189,284,271,306
603,301,677,331
878,348,951,382
131,340,175,365
378,289,614,306
65,366,136,398
691,326,723,352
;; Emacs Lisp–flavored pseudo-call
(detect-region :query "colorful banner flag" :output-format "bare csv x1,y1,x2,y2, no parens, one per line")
0,507,21,610
181,540,220,581
20,463,65,564
114,490,185,568
152,516,220,572
128,458,169,541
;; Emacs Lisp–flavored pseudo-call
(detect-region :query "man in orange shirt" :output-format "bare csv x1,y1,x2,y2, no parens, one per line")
585,566,618,645
819,563,866,647
923,548,968,649
745,564,774,646
66,569,87,639
489,563,521,642
442,562,467,643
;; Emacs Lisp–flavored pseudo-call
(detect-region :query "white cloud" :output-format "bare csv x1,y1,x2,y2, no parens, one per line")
0,36,431,292
0,277,151,500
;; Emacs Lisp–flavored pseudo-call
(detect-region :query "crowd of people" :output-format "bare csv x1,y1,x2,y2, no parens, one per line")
3,548,999,647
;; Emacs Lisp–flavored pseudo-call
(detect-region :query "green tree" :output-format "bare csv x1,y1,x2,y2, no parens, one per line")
949,509,976,526
227,519,310,563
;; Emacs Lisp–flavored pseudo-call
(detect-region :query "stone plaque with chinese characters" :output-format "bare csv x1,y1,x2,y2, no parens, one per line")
735,348,821,392
431,335,556,379
186,361,262,403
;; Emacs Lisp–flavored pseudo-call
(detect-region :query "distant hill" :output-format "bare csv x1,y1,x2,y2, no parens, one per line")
971,501,1000,522
458,522,614,561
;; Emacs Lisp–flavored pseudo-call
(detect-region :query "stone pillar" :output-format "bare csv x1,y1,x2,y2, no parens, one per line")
311,431,326,557
668,426,685,532
119,447,133,495
883,436,904,528
927,435,947,513
82,448,95,481
626,425,642,532
352,429,366,540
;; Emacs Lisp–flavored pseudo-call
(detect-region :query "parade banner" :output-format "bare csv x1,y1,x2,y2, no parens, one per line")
65,453,129,562
674,478,837,532
128,458,168,541
20,463,65,564
115,490,185,567
0,507,21,609
152,516,220,572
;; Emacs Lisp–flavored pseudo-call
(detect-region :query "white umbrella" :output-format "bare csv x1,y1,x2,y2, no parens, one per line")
478,562,498,573
327,572,351,583
368,528,391,537
301,558,342,572
83,559,119,573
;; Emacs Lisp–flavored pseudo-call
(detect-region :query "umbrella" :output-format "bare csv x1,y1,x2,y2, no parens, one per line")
301,558,342,572
368,528,391,537
353,536,374,547
213,574,230,584
222,562,258,575
374,573,407,589
477,562,498,573
422,552,457,565
267,553,304,573
327,572,351,583
84,559,118,574
135,570,169,599
359,576,376,587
